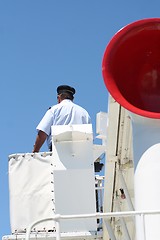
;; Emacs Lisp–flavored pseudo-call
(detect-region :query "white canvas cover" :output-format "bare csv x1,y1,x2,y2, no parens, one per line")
9,153,55,232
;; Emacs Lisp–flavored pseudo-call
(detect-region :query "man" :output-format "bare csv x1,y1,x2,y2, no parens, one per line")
32,85,91,152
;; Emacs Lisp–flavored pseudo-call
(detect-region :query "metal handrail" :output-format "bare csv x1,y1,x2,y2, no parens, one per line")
25,210,160,240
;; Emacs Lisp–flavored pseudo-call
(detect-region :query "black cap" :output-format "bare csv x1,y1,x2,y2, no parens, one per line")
57,85,76,95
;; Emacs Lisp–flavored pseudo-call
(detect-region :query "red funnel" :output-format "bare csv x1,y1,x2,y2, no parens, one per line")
102,18,160,118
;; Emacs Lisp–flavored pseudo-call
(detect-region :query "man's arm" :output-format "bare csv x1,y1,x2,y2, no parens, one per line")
32,130,48,153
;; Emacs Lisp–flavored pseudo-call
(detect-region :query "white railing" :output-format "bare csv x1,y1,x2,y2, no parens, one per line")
25,210,160,240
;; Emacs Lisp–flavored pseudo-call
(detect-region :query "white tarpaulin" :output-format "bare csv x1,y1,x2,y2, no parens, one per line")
9,153,55,232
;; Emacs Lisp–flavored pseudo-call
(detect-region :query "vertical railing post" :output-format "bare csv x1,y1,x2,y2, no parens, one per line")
141,213,146,240
55,219,61,240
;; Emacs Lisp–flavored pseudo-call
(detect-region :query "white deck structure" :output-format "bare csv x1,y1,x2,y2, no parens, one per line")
1,95,135,240
3,96,160,240
4,120,106,240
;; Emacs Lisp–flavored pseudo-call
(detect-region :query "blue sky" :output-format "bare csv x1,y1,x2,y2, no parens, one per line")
0,1,159,238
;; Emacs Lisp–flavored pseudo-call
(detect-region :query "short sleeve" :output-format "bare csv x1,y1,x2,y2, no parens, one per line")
36,110,53,136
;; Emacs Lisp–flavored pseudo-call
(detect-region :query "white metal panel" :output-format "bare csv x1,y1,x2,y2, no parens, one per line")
51,124,97,232
103,96,120,240
93,144,106,161
130,113,160,168
117,108,133,165
52,141,94,170
103,95,135,240
96,112,108,142
103,96,120,213
52,124,93,142
54,169,97,232
135,144,160,240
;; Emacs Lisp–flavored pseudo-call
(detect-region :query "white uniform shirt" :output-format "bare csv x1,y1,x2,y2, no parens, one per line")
36,99,91,148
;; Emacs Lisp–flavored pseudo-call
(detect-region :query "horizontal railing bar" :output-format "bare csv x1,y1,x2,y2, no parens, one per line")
52,210,160,219
25,210,160,240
